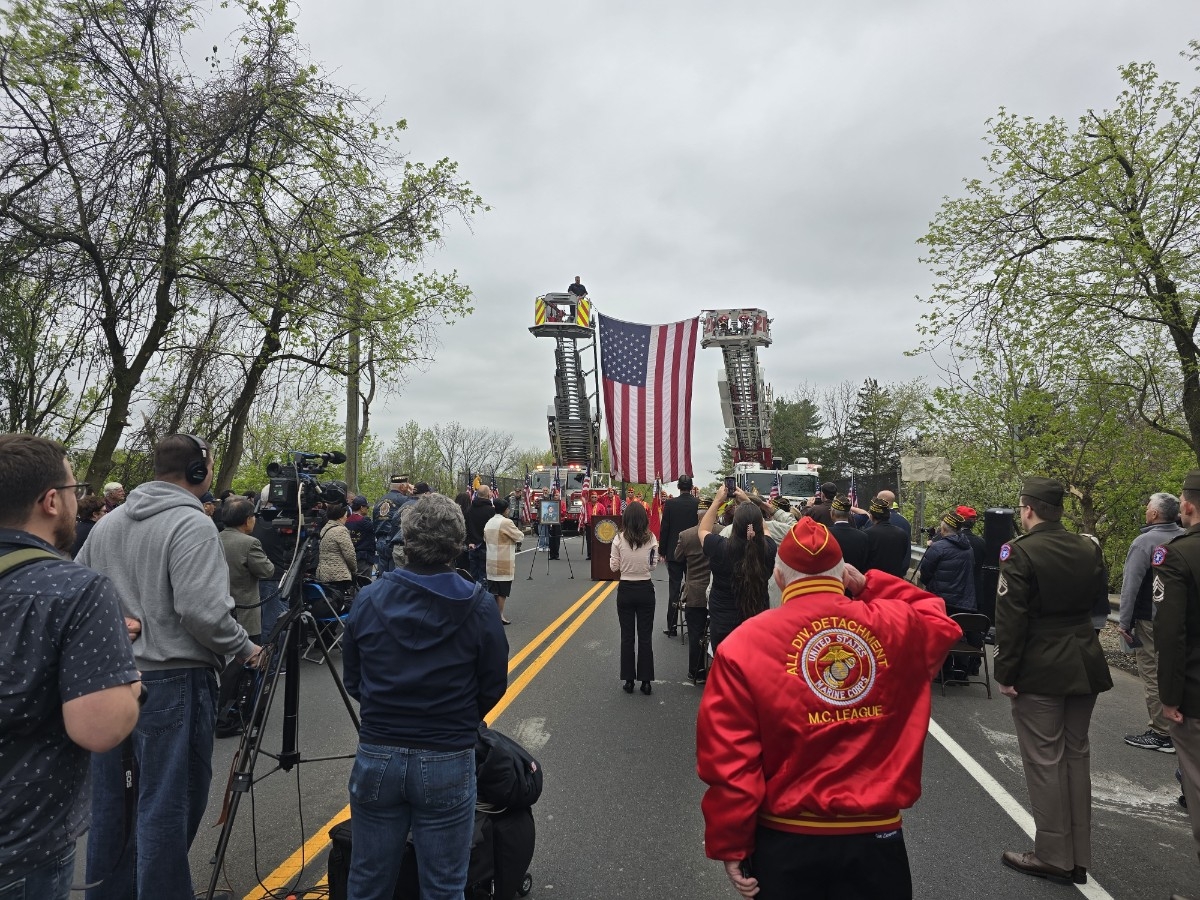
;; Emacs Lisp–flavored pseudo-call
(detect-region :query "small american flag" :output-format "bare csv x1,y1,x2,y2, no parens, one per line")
599,313,698,484
580,466,592,525
490,470,499,500
847,475,859,509
522,467,534,521
770,470,782,500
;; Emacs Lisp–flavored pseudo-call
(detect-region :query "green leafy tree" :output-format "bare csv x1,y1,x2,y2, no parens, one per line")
841,379,923,481
771,388,825,466
919,44,1200,464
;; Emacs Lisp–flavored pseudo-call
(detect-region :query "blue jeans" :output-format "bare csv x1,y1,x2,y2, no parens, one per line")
259,579,287,640
347,744,476,900
0,845,75,900
85,668,217,900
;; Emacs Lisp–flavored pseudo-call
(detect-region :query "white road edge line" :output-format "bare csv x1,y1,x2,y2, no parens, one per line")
927,718,1115,900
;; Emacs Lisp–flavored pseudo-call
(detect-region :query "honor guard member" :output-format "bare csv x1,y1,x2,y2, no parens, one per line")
697,517,960,900
372,475,411,573
1152,470,1200,899
995,477,1113,887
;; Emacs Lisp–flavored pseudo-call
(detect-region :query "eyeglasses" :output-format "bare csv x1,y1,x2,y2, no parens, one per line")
40,483,90,501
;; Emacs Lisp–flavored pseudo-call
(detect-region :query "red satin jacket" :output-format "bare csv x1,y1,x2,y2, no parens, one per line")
696,572,960,861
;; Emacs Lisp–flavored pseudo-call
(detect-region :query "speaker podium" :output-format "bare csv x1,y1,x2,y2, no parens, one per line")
589,516,621,581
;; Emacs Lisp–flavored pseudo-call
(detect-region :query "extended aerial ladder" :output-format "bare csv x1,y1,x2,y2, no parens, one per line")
700,309,773,468
529,293,601,468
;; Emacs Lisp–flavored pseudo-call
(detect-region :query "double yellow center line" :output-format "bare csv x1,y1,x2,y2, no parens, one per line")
242,578,617,900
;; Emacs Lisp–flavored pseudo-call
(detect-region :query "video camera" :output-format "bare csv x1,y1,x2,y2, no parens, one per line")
264,450,348,525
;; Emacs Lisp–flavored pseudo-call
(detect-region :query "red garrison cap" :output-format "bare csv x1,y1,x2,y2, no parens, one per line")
778,517,843,575
955,505,977,521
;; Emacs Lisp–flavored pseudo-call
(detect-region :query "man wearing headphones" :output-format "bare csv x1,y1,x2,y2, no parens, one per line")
77,434,262,900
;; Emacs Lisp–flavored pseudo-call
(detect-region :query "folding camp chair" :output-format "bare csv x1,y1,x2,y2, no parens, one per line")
303,582,351,664
939,612,992,698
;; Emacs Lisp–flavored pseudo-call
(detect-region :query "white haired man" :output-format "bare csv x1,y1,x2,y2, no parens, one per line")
1120,492,1184,752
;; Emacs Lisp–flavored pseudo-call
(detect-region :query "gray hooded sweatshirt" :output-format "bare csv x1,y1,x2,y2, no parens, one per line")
77,480,252,671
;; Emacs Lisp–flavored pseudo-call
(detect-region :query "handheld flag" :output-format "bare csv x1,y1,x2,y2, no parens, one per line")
580,465,592,526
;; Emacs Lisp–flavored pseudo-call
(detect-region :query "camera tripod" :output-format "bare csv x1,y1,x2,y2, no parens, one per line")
203,534,361,900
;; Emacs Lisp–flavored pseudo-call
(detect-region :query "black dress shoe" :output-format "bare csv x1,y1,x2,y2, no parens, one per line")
640,681,652,695
622,680,634,693
1001,850,1072,884
1072,866,1086,884
663,629,677,637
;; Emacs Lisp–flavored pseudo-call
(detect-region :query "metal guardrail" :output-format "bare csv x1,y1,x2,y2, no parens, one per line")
908,542,1121,616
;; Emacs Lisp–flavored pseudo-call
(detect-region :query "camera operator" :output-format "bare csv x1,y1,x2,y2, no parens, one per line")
253,490,299,640
77,434,262,900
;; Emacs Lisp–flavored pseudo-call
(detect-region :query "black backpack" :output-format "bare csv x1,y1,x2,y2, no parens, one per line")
475,724,543,810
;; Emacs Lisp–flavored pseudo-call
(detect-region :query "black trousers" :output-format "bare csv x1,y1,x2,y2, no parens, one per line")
616,579,655,682
751,825,912,900
685,606,708,678
549,524,561,559
665,560,685,630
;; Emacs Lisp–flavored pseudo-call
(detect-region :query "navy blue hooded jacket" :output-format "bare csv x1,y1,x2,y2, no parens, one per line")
343,566,508,749
918,530,976,611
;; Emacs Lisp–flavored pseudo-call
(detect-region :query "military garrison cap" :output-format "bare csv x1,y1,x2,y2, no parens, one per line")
1183,469,1200,493
868,497,890,517
830,495,851,512
941,510,966,529
1021,476,1064,507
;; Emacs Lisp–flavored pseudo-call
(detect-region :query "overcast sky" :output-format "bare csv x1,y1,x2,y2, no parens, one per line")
263,0,1198,481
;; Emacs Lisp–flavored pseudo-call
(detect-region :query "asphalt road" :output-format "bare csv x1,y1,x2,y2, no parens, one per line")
159,540,1197,900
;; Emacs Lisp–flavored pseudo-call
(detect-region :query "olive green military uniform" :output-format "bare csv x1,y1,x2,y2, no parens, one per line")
995,482,1113,874
1153,519,1200,863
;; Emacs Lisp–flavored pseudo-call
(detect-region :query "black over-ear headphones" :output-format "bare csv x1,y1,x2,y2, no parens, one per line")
180,434,210,485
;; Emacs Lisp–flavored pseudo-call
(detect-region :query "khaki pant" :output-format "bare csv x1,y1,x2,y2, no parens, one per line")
1170,716,1200,865
1010,692,1097,870
1134,619,1170,735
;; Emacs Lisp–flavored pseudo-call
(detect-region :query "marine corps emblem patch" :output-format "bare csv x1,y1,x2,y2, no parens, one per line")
800,627,878,708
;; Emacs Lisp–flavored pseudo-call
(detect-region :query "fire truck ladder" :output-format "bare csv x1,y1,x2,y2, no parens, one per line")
529,293,601,467
701,309,773,468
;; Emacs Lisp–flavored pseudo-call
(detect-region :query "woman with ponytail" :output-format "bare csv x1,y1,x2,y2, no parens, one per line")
698,484,777,652
610,500,659,695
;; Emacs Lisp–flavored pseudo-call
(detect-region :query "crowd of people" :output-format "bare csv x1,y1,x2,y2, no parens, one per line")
4,430,1200,900
0,437,521,900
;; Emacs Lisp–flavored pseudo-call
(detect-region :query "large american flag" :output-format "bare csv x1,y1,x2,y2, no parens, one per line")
599,313,699,484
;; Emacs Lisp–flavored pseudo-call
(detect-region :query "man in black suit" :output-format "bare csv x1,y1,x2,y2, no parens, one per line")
829,495,869,571
864,497,912,579
658,475,699,636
